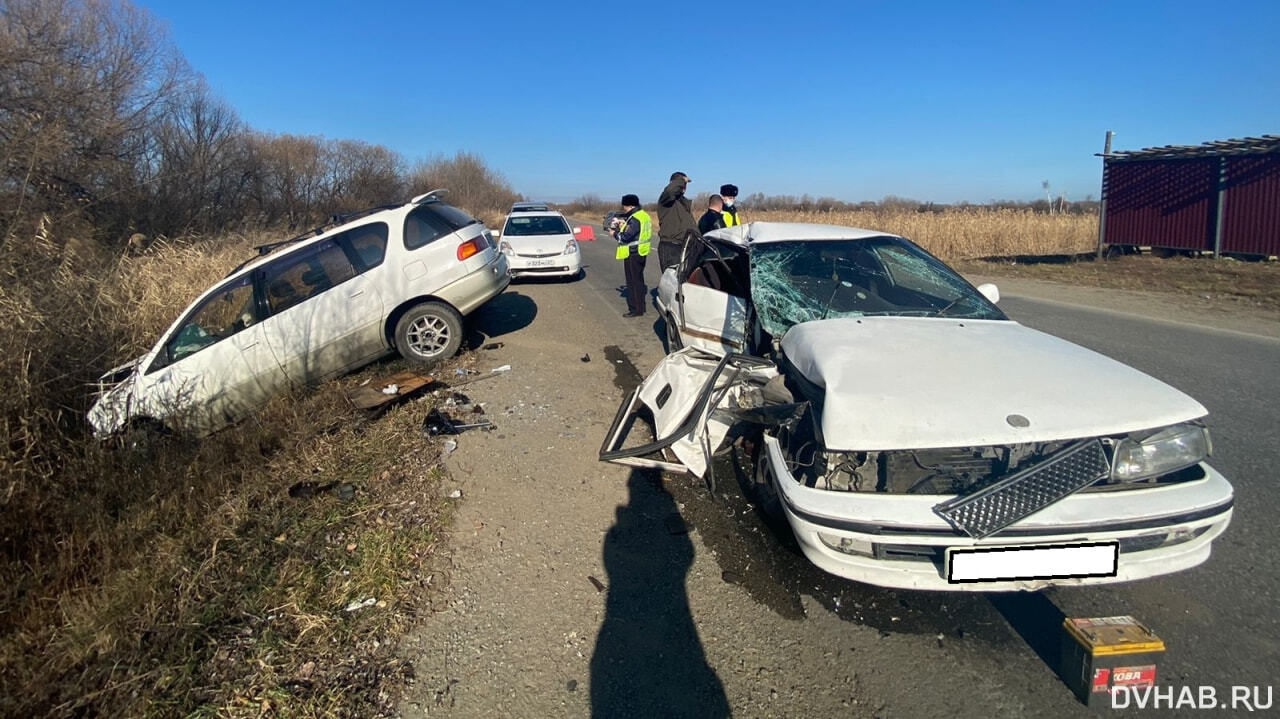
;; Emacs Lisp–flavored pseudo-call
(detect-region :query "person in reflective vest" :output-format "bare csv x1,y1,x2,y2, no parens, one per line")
720,184,741,226
610,194,650,317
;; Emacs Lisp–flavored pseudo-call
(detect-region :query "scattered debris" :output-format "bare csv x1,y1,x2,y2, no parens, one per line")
587,575,606,593
443,439,458,455
491,364,511,373
344,597,377,612
337,483,356,501
447,489,462,499
581,353,590,363
424,408,494,436
288,481,335,499
566,679,579,692
346,371,433,410
455,368,478,377
482,342,504,350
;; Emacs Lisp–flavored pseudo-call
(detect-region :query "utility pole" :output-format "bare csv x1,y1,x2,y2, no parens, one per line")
1095,130,1113,259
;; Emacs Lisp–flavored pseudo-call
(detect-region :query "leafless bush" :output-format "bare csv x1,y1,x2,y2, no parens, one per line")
408,151,520,216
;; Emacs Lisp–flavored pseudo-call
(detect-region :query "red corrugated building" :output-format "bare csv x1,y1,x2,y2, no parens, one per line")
1099,135,1280,257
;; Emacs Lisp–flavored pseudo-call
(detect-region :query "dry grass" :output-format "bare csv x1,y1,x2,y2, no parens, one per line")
955,254,1280,313
0,221,462,716
738,208,1098,260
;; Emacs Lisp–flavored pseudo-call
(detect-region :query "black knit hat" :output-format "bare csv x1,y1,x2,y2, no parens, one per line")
621,194,640,207
719,184,738,197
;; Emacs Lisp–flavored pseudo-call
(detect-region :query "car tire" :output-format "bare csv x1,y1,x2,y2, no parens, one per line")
750,438,785,521
395,301,464,366
664,313,683,353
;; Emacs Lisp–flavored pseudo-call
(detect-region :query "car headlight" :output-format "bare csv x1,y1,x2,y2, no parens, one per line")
499,241,513,256
1111,423,1210,482
563,239,578,255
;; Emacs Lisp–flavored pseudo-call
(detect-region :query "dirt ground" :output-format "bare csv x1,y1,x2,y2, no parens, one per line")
955,254,1280,316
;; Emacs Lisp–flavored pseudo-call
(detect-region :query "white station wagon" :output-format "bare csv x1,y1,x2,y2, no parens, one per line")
89,191,509,436
602,222,1234,591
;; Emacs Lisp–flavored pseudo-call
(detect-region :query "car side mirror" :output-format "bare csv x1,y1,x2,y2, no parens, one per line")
976,283,1000,304
574,225,596,241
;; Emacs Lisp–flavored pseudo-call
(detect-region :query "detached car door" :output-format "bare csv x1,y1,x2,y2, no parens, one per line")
257,231,386,386
133,274,287,432
675,237,750,355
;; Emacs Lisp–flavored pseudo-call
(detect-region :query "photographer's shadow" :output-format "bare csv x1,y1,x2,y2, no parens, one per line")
590,469,730,718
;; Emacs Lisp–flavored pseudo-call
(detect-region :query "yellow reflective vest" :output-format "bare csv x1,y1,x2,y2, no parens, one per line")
722,208,740,227
615,209,652,260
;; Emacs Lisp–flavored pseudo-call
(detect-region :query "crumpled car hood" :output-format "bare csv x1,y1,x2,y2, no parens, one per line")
780,317,1207,451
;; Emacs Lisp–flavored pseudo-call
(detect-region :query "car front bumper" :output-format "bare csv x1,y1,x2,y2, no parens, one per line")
506,252,581,277
762,436,1234,591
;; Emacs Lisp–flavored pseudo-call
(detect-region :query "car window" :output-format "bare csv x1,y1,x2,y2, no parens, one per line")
749,237,1006,336
343,222,388,271
503,215,571,236
153,275,257,370
404,202,477,250
262,240,357,315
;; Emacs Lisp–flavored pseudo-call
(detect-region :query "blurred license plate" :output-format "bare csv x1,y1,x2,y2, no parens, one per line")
527,259,556,267
946,541,1118,583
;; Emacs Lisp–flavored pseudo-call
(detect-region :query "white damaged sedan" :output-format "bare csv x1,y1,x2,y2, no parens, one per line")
601,222,1233,591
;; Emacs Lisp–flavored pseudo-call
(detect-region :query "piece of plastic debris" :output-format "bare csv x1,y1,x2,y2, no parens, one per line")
482,342,504,350
381,384,399,395
344,597,377,612
424,408,458,436
337,483,356,501
288,481,336,499
581,353,590,363
587,576,606,592
491,364,511,373
566,679,579,692
443,439,458,454
447,489,462,499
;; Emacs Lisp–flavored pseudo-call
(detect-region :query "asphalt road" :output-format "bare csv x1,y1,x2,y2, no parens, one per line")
404,225,1278,717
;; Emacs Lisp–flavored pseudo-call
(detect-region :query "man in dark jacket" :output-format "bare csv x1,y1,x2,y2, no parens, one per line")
657,172,695,270
698,194,726,235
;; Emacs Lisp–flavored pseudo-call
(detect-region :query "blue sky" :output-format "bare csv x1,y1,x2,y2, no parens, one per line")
139,0,1279,204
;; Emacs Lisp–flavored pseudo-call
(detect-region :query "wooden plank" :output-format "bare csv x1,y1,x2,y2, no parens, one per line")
345,371,433,410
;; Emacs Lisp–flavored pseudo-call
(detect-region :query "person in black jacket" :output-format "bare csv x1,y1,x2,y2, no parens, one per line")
657,172,695,270
698,194,726,235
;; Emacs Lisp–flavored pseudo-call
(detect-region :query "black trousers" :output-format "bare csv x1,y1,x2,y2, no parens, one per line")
623,251,647,314
657,240,683,271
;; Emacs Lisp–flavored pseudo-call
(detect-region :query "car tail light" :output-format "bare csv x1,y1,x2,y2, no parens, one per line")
457,237,486,261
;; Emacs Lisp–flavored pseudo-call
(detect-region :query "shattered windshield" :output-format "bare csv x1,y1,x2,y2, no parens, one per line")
750,237,1006,336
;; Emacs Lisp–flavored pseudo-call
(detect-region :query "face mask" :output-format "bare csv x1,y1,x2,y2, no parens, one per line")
723,198,735,207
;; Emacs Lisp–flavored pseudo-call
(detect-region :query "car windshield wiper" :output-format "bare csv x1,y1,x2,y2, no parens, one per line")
933,296,966,317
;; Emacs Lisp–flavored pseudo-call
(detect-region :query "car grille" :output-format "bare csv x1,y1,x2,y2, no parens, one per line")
516,251,562,258
932,439,1111,539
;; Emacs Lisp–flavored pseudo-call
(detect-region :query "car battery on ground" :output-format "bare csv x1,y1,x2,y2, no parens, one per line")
1059,615,1165,707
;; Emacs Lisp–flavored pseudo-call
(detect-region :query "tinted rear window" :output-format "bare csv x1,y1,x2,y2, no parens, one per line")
404,202,477,250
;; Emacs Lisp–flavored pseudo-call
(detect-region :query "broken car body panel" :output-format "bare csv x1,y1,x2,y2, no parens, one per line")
780,317,1208,451
607,221,1234,591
